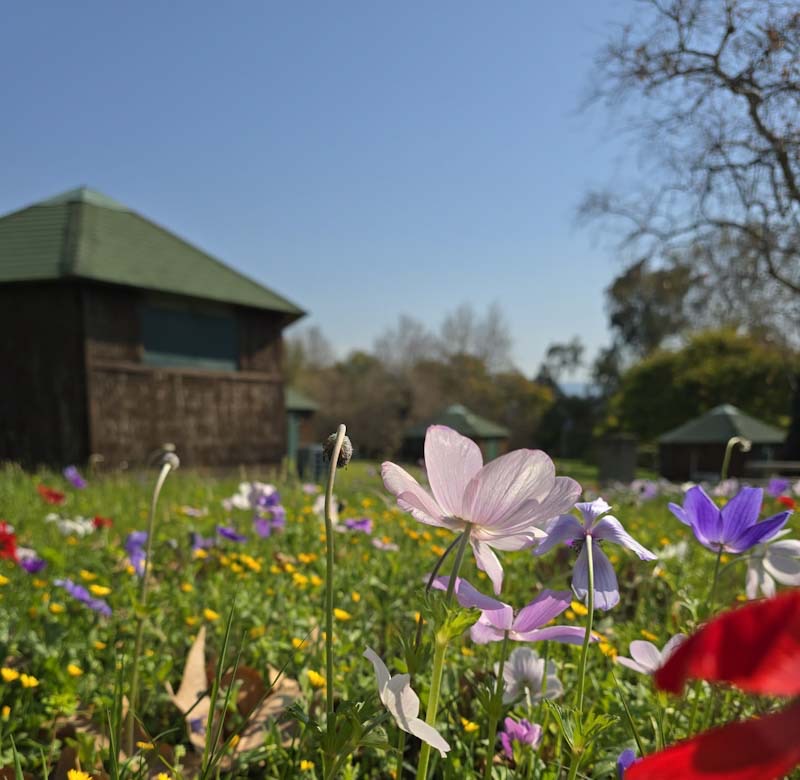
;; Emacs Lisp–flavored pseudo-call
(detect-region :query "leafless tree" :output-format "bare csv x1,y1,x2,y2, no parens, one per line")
582,0,800,315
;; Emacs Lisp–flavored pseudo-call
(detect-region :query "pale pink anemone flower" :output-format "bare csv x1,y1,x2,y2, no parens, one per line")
381,426,582,593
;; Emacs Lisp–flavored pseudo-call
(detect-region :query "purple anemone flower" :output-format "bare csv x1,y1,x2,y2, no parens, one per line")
344,517,373,534
499,717,541,760
17,547,46,573
535,498,656,611
433,576,589,645
216,525,247,543
53,578,112,616
190,531,215,552
668,486,790,554
253,505,286,538
63,466,87,489
125,531,148,576
767,477,790,498
617,748,637,778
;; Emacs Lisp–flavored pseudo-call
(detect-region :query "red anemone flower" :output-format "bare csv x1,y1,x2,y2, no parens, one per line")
92,515,113,529
777,495,797,510
37,484,66,505
627,589,800,780
0,522,17,562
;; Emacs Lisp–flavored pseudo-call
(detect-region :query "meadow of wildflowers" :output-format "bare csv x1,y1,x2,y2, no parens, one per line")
0,428,798,779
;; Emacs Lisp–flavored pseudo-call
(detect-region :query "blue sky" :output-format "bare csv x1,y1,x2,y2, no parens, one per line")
2,1,639,378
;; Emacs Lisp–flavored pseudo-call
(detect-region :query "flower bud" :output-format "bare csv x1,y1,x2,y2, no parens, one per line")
324,432,352,468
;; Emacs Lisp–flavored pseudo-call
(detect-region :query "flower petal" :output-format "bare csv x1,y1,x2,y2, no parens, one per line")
616,656,648,675
627,640,662,673
655,589,800,696
463,449,556,528
407,717,451,757
470,619,504,644
661,634,687,663
683,486,723,546
431,576,512,628
512,590,572,633
363,647,390,699
720,487,763,542
764,540,800,586
592,516,657,561
381,462,459,530
533,514,584,556
424,426,483,519
572,544,619,611
575,497,611,525
728,511,791,553
471,539,504,595
513,625,588,644
385,672,420,722
625,700,800,780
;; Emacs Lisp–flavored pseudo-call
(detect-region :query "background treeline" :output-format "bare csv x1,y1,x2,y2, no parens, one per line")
286,290,800,461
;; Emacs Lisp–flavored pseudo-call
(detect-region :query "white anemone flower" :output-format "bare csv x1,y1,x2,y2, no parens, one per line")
616,634,687,675
363,648,450,757
498,647,562,707
746,531,800,599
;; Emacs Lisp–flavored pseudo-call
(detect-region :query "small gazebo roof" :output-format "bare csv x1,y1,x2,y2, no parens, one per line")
406,404,510,440
285,387,319,413
0,187,304,321
657,404,785,445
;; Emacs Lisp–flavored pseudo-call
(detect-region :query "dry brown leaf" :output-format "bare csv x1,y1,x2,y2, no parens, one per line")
165,626,212,751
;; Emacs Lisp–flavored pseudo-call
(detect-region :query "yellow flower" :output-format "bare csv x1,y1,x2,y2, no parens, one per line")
351,591,361,603
431,544,446,556
1,705,9,720
460,646,474,657
20,673,39,688
599,642,617,659
33,578,47,588
68,771,92,780
66,663,83,677
229,734,240,749
1,667,19,682
291,637,304,649
155,773,173,780
136,740,155,750
270,564,282,575
361,498,374,508
230,562,244,574
0,575,10,586
293,572,309,587
460,717,479,733
193,548,208,559
249,625,267,639
93,641,107,650
333,608,351,621
298,553,317,564
407,530,420,541
66,536,78,546
49,602,66,614
79,569,97,581
564,610,576,621
203,608,220,622
125,564,137,575
180,582,193,593
310,574,323,587
570,600,589,616
421,531,432,542
185,616,199,627
300,759,315,771
89,584,111,596
307,670,326,689
640,629,659,642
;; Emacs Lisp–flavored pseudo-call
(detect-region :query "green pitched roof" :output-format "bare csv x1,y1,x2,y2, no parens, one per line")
0,187,304,319
658,404,786,445
405,404,510,440
285,387,319,413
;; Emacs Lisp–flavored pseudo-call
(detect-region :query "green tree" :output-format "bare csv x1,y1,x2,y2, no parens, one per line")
610,329,797,441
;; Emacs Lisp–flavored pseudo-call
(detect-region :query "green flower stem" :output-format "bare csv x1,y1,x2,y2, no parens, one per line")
125,455,177,758
395,730,406,779
575,536,595,715
611,669,645,757
567,534,595,780
707,548,724,618
484,630,510,780
324,424,347,718
415,526,472,780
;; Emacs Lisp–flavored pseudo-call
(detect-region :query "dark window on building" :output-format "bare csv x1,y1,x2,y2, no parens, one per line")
140,303,238,371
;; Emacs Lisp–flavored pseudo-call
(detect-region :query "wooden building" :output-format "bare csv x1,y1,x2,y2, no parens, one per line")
657,404,785,481
403,404,510,462
0,187,304,467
